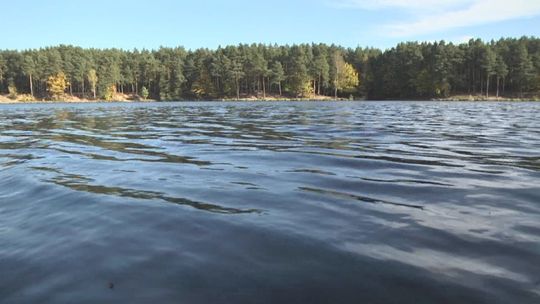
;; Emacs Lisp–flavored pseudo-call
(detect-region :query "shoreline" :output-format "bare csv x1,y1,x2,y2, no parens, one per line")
1,94,539,104
0,93,349,104
431,95,540,102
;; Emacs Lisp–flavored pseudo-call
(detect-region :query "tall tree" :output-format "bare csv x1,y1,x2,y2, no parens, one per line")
87,69,98,99
288,45,311,97
21,52,36,97
332,52,359,98
0,53,5,92
228,59,244,99
481,46,496,97
494,55,508,98
72,48,88,96
511,43,534,97
311,50,330,96
271,61,285,96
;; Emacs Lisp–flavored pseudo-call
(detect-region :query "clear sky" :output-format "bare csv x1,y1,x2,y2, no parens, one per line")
3,0,540,50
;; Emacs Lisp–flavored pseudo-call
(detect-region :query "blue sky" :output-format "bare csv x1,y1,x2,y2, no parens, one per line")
2,0,540,50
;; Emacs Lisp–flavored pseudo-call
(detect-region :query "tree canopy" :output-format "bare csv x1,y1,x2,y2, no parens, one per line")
0,37,539,100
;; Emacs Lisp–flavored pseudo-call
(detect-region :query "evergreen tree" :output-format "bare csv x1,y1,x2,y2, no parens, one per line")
512,43,534,97
228,59,244,99
288,46,311,97
481,46,497,97
312,49,330,96
0,53,5,93
270,61,285,96
495,55,508,98
21,52,36,97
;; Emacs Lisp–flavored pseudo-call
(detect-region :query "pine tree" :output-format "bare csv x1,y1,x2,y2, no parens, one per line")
288,46,311,97
494,55,508,98
312,51,330,96
481,46,497,97
0,53,5,93
21,52,36,97
271,61,285,96
228,60,244,99
513,43,534,97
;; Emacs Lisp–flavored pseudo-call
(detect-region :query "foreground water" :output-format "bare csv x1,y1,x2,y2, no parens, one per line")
0,101,539,303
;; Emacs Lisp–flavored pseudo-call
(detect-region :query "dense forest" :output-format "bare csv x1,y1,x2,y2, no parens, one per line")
0,37,539,101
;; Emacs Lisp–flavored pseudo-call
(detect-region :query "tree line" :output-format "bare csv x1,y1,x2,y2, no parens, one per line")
0,37,538,100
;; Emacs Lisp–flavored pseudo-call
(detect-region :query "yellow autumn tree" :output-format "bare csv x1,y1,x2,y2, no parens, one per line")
333,52,360,98
104,84,116,101
47,72,69,100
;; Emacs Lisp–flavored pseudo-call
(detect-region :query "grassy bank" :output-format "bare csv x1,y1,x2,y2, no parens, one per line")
0,93,153,103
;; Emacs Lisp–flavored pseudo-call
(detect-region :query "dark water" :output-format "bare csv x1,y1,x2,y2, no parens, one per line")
1,101,539,304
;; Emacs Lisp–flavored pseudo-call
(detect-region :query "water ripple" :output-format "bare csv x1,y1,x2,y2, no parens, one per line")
1,101,539,303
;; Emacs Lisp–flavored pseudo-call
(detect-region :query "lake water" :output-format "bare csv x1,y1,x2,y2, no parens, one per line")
0,101,539,303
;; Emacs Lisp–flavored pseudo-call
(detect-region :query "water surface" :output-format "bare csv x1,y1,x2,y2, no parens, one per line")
1,101,539,303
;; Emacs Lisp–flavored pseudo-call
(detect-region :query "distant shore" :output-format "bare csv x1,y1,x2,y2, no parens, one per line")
0,93,347,103
1,93,539,103
0,93,148,104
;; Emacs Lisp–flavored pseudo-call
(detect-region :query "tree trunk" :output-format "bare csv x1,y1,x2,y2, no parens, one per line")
335,62,340,99
256,77,259,95
236,77,240,99
472,67,475,94
29,74,33,97
467,65,471,94
82,79,85,97
480,75,483,95
496,76,500,98
486,74,489,98
262,76,266,99
318,74,321,95
278,82,282,96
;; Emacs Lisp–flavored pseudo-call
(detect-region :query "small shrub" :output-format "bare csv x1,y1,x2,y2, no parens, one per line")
8,84,17,99
18,94,35,102
141,86,149,100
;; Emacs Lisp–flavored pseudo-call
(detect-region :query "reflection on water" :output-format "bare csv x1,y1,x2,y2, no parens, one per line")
0,101,539,304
